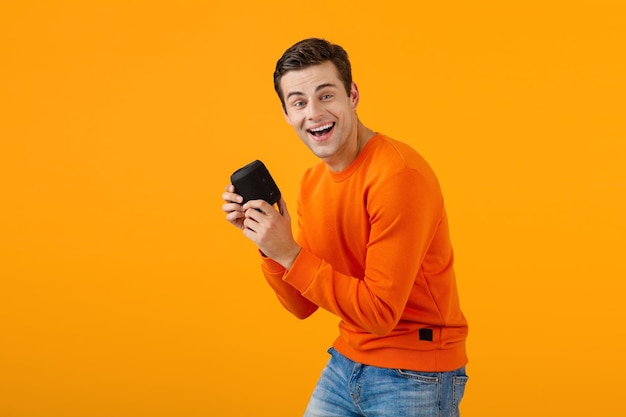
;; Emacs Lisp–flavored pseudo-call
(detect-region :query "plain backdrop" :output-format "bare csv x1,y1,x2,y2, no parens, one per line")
1,1,625,416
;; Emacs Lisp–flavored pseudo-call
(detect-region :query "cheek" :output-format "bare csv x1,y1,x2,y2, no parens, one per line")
283,111,293,126
284,111,303,128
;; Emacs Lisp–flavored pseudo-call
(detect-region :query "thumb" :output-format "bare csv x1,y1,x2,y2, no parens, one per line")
278,198,290,218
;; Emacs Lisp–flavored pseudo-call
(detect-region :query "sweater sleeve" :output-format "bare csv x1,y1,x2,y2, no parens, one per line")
261,255,319,319
283,168,444,336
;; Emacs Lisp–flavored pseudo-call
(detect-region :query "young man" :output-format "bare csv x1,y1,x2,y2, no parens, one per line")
222,38,469,417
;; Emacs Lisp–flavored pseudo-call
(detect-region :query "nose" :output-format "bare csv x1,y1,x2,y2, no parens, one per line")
305,100,323,121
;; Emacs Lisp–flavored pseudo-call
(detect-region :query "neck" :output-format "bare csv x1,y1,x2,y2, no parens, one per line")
356,122,375,154
326,120,376,172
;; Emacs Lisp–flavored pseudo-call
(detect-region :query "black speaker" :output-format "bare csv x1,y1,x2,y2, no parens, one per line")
230,160,281,205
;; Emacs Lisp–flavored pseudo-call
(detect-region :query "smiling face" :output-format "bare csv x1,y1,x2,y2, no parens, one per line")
280,61,360,172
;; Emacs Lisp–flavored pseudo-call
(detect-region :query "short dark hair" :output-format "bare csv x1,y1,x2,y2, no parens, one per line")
273,38,353,111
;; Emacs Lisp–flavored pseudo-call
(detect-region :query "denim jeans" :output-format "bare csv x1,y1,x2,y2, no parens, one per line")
303,347,468,417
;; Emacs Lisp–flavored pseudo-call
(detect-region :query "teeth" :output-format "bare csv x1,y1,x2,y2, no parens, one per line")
310,123,333,132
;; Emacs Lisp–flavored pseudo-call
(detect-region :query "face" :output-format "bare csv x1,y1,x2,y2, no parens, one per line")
280,61,360,171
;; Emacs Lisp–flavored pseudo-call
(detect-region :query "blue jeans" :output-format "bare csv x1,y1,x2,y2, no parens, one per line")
303,347,468,417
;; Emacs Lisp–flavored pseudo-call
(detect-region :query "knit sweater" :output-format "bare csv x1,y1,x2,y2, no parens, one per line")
261,133,468,372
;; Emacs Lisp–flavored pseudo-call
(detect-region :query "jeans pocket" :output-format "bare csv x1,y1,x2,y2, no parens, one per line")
395,369,439,384
452,375,469,409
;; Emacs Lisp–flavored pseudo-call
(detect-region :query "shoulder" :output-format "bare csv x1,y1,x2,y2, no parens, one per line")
365,134,439,183
364,136,445,220
301,161,327,184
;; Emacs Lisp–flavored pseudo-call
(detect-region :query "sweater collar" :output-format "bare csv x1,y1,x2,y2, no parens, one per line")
328,133,383,182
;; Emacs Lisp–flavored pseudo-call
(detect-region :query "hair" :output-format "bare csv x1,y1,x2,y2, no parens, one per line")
273,38,353,111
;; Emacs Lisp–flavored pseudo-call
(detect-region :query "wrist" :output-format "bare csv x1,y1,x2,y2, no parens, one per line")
278,245,301,270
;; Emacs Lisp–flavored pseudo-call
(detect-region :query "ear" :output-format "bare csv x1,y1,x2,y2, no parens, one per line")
350,82,360,110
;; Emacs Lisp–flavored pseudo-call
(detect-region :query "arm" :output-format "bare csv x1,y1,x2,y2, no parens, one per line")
283,169,444,335
252,196,319,319
222,184,318,318
261,256,319,319
239,196,319,319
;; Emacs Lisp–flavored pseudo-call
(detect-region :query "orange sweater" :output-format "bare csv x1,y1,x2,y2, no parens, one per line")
261,133,468,372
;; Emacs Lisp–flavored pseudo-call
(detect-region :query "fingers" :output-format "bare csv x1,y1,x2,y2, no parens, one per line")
244,199,289,217
222,185,243,205
222,184,244,215
242,200,273,232
222,184,246,229
222,181,289,238
278,198,289,217
243,199,273,214
226,209,245,222
222,198,244,218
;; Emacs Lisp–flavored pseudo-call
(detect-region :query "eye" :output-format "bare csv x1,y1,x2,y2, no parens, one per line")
321,94,333,100
292,100,305,108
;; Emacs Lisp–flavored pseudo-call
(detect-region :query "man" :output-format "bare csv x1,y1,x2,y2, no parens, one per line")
222,38,469,417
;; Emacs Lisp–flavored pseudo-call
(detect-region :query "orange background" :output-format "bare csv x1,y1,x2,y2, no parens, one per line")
1,1,625,416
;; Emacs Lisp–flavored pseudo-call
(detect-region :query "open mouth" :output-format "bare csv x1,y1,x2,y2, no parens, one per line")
308,122,335,137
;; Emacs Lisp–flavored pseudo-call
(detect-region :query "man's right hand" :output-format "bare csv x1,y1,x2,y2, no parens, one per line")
221,184,246,230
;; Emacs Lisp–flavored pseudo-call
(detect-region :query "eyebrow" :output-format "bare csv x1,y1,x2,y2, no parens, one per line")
286,83,338,100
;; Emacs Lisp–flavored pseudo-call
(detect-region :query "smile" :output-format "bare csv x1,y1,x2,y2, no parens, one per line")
308,122,335,137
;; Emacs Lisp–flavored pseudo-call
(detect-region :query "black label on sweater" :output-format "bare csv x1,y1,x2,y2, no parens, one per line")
419,328,433,342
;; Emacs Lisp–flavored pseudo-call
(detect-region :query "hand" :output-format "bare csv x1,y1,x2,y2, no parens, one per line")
221,184,246,230
242,198,301,270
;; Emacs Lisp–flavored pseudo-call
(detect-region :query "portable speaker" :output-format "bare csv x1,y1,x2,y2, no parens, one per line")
230,160,281,205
